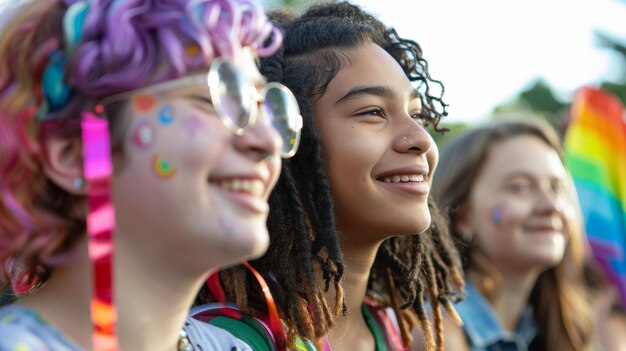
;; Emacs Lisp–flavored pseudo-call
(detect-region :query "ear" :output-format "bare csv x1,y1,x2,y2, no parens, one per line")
42,135,85,195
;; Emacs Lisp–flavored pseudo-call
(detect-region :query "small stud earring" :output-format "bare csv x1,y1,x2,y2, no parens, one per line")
72,176,85,190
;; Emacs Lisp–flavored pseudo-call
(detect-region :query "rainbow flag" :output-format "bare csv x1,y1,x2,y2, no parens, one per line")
564,87,626,305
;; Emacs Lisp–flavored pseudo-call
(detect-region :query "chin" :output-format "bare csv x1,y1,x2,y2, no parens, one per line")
229,226,269,261
245,230,270,260
377,209,431,235
408,213,433,235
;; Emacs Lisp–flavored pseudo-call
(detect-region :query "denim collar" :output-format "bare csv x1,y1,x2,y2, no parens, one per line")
454,282,538,349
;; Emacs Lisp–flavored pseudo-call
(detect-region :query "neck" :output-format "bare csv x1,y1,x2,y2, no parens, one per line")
326,231,382,351
17,237,93,348
479,269,539,332
18,234,212,351
115,232,210,350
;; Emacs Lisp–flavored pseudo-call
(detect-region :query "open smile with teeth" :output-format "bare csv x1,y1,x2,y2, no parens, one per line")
214,179,265,197
381,174,425,183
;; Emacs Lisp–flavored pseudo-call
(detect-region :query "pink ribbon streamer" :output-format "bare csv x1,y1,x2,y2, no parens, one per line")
82,111,118,350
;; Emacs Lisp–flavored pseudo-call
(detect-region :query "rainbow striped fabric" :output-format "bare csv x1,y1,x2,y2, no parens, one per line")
564,86,626,305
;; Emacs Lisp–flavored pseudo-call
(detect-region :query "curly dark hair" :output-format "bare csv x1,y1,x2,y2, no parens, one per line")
196,2,464,349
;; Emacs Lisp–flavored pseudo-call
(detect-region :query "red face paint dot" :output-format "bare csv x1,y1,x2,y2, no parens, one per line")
134,94,156,113
131,121,155,149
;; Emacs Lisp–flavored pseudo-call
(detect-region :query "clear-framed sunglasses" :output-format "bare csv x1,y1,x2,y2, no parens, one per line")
99,57,303,158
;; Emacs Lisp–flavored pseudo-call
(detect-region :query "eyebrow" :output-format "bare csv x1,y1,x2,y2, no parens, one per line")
335,85,421,105
504,171,534,180
504,171,563,183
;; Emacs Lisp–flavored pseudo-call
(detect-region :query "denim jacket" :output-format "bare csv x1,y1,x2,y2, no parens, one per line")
454,282,538,351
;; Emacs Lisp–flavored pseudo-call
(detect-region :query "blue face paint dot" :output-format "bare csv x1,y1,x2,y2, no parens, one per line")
492,207,502,225
158,105,176,125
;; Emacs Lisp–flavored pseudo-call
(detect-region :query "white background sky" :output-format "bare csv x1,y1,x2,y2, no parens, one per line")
327,0,626,124
2,0,625,124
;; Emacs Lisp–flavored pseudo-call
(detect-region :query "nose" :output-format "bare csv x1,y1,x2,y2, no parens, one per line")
392,117,433,155
233,109,282,161
535,186,561,214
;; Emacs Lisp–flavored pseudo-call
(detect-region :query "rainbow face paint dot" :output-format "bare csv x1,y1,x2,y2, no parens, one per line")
152,155,177,179
158,105,176,125
182,115,205,138
131,121,155,149
134,94,156,113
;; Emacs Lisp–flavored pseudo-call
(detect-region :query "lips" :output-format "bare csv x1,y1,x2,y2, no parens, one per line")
381,174,425,183
208,174,270,213
209,170,271,214
375,165,429,183
374,166,430,196
211,178,265,197
523,221,563,235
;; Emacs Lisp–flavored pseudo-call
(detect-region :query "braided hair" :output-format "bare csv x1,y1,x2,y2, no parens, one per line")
196,2,464,349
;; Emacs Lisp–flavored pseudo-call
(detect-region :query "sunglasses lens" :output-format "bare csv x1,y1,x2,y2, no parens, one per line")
264,85,302,157
214,62,255,130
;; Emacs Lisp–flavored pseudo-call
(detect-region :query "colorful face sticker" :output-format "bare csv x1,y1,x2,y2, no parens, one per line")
492,205,503,226
131,120,156,149
152,154,177,179
181,115,205,138
134,94,156,113
158,105,176,125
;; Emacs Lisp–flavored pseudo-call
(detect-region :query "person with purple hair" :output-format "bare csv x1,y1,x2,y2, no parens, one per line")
0,0,302,349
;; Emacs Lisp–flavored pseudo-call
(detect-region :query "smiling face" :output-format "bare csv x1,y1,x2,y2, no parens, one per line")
112,51,282,271
461,135,569,275
313,44,437,242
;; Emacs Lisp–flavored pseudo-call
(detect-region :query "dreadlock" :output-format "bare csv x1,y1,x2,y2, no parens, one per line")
195,2,464,349
368,198,464,349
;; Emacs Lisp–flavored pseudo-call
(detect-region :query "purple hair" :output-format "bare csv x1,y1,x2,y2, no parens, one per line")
0,0,281,293
69,0,281,96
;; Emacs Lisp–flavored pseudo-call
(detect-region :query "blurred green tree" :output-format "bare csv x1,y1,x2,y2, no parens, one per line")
260,0,312,11
428,122,469,150
596,32,626,105
491,31,626,134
